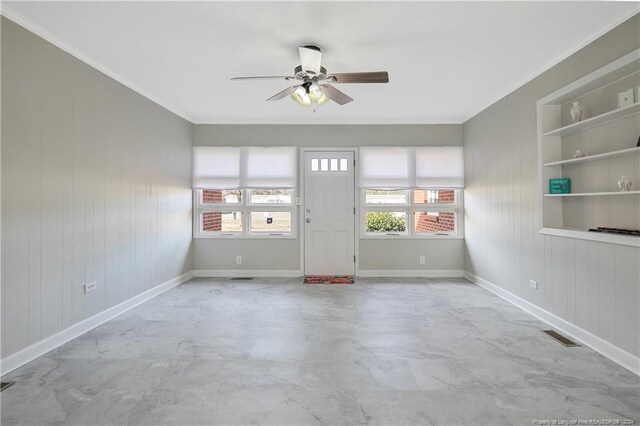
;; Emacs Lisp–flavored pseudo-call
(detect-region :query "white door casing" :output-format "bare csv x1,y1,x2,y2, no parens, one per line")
303,151,355,275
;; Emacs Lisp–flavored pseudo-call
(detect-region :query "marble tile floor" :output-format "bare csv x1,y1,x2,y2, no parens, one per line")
1,277,638,425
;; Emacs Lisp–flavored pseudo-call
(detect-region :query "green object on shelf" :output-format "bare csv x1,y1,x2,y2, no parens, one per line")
549,178,571,194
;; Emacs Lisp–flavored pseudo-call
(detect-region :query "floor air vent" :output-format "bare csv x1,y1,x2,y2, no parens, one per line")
542,330,579,347
0,382,15,392
230,277,254,281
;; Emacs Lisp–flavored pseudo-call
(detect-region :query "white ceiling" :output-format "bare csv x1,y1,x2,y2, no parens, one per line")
3,1,638,124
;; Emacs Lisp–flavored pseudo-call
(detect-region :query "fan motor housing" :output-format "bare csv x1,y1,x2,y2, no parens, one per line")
294,65,327,81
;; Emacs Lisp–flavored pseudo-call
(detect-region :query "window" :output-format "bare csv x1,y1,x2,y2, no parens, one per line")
192,147,297,238
195,189,295,238
359,146,464,238
309,156,349,173
362,189,462,238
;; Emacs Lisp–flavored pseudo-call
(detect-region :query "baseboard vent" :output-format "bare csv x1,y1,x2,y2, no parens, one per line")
1,382,15,392
542,329,580,347
230,277,254,281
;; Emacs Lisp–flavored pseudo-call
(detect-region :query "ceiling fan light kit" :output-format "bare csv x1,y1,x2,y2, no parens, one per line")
231,45,389,108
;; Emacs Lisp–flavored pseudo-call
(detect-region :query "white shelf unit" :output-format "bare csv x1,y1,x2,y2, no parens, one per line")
537,49,640,247
543,146,640,167
544,191,640,197
542,102,640,137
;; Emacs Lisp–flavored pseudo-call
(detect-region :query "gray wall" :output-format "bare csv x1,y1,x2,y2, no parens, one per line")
463,14,640,357
193,124,464,272
1,18,193,358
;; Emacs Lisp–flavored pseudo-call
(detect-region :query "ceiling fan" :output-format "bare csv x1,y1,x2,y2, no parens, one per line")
231,45,389,107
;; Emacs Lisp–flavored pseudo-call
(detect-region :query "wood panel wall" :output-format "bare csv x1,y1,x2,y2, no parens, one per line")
1,18,193,358
463,14,640,357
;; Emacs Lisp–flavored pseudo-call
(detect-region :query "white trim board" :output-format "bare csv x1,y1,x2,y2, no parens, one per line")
358,270,465,278
0,271,194,375
192,270,302,278
464,272,640,376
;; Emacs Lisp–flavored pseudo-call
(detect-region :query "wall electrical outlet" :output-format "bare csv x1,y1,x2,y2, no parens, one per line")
419,256,426,265
529,280,538,289
84,281,97,293
236,256,242,264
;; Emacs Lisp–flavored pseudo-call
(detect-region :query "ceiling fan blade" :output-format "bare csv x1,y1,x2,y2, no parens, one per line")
299,45,322,76
321,84,353,105
266,85,299,101
231,76,294,81
329,71,389,84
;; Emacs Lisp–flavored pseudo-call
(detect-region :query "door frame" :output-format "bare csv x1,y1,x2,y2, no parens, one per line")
299,147,360,276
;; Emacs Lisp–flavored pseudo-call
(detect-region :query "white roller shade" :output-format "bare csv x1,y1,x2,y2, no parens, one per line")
192,146,297,189
240,147,297,188
415,146,464,188
192,146,240,189
359,147,416,189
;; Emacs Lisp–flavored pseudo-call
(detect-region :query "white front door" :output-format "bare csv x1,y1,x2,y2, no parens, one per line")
304,151,356,276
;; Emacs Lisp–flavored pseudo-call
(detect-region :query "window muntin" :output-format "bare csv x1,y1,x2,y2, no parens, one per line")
195,189,296,238
310,157,349,173
361,189,462,238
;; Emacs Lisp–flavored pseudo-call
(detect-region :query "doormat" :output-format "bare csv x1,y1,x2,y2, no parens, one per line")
304,276,355,284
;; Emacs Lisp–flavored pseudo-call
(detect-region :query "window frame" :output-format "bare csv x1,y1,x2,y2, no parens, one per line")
193,189,297,239
360,189,463,239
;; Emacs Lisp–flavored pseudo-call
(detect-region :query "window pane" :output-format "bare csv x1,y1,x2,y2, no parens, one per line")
249,189,293,204
311,159,319,172
330,158,338,171
413,190,455,204
250,211,292,233
340,158,348,171
414,211,456,234
202,189,242,204
202,211,242,232
365,212,407,233
321,158,329,171
364,189,407,204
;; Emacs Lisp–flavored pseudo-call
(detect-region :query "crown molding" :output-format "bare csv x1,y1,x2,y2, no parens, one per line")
1,4,196,123
1,4,637,126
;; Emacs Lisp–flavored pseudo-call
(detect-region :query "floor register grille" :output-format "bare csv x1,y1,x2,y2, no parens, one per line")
0,382,15,392
542,329,580,347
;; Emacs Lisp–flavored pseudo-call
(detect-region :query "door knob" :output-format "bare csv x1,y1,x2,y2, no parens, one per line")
306,218,311,223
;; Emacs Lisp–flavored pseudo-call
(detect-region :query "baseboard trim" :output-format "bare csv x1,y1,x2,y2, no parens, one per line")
192,269,302,278
357,269,465,278
463,271,640,376
0,271,194,375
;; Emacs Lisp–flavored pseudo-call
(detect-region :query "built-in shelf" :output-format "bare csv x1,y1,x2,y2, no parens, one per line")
543,147,640,167
542,102,640,137
544,191,640,197
537,49,640,245
540,227,640,247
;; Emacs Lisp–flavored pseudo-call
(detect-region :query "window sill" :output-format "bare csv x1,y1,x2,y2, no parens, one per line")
194,233,297,240
360,235,464,240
